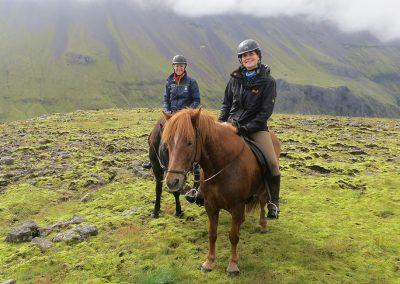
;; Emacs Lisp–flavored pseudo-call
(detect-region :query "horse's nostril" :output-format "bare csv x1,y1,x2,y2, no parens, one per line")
172,178,179,187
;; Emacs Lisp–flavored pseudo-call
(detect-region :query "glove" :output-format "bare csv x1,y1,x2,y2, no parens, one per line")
232,121,248,136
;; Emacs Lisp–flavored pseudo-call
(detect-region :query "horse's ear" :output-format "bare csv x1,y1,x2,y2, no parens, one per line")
192,107,202,126
162,110,172,121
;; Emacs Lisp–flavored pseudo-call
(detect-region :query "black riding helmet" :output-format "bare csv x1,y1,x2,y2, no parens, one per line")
172,55,187,65
237,39,262,62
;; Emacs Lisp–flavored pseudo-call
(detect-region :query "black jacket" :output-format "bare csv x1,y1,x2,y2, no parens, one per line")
218,64,277,134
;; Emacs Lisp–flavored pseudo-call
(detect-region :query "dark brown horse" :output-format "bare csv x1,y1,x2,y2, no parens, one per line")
161,108,281,276
147,117,183,218
147,117,200,218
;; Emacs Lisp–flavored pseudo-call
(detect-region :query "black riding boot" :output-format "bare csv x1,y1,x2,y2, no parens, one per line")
193,164,201,189
185,164,204,206
184,189,204,206
267,175,280,219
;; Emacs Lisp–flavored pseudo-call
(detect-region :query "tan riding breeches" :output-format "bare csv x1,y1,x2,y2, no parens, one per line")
250,131,280,176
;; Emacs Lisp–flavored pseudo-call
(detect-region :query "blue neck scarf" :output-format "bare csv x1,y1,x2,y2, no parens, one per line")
244,69,257,81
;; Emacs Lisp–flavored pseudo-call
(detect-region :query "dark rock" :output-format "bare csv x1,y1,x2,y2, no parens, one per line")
2,280,16,284
81,193,91,203
376,211,394,218
59,152,70,159
66,53,96,65
38,138,51,145
32,237,53,252
307,165,331,174
74,225,98,239
84,174,106,188
5,220,40,243
107,170,117,181
52,231,82,243
41,216,86,235
0,156,14,165
349,149,367,155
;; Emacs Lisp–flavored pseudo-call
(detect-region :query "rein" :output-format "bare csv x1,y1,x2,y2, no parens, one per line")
202,141,245,183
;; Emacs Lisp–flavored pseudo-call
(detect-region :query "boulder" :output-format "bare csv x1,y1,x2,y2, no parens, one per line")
5,220,40,243
32,237,53,252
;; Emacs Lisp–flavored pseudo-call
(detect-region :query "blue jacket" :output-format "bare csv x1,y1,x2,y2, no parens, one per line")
163,73,200,112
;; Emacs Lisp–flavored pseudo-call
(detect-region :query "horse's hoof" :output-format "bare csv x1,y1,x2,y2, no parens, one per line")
175,212,184,218
260,227,269,234
201,265,212,273
150,212,159,219
227,270,240,277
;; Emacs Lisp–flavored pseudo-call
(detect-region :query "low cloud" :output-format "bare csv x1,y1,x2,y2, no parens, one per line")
17,0,400,41
135,0,400,42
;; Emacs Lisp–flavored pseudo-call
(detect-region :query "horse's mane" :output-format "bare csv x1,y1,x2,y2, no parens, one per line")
162,108,221,145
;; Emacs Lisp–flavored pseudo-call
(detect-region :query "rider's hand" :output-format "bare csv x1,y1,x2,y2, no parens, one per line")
232,121,247,136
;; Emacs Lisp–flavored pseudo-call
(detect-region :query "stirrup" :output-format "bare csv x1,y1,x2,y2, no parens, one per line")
266,201,279,219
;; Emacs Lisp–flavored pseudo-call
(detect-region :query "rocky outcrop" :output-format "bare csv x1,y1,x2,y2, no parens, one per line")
275,79,400,118
5,217,98,248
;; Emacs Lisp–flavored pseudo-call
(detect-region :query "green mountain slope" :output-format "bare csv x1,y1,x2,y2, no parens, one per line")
0,0,399,121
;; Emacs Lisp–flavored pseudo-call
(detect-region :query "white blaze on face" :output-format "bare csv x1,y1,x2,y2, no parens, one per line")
173,133,180,149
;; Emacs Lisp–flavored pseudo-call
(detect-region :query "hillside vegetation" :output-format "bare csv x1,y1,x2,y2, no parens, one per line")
1,0,400,121
0,109,399,283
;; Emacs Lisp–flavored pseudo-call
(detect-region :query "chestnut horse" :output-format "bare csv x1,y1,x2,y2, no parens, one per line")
162,108,281,276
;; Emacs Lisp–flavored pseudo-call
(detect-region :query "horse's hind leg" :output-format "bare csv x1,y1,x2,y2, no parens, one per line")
173,191,183,218
259,191,268,233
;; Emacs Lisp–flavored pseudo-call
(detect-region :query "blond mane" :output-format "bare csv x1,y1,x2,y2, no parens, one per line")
161,108,217,145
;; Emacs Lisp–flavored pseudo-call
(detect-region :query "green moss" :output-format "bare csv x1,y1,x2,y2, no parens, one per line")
0,109,399,283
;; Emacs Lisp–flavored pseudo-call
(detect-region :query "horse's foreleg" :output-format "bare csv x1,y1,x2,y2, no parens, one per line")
201,208,219,272
227,206,244,277
259,190,268,233
151,179,163,218
173,191,183,218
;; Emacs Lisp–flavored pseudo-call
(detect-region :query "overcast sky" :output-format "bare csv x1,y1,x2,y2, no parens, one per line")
22,0,400,42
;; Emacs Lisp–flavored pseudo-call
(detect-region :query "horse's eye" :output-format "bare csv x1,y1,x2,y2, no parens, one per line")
188,141,193,146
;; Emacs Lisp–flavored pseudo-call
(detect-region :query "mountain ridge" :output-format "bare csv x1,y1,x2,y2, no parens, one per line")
0,0,399,121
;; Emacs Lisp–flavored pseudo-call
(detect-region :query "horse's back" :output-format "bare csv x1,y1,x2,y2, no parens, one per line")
270,131,281,158
148,117,166,146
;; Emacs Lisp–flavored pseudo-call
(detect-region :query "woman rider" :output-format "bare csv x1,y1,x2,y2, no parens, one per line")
186,39,281,219
143,55,201,190
162,55,200,113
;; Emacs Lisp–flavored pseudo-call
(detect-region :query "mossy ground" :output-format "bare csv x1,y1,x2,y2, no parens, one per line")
0,109,399,283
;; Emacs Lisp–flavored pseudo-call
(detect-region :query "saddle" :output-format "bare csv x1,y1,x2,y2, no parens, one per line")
242,136,274,203
243,136,272,177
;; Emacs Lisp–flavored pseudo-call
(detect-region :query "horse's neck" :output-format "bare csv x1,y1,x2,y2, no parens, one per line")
199,125,244,174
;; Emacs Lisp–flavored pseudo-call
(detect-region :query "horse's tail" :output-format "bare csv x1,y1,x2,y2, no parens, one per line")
245,184,267,213
245,198,259,213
